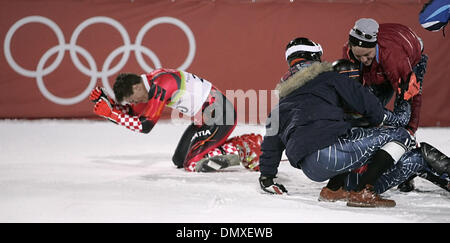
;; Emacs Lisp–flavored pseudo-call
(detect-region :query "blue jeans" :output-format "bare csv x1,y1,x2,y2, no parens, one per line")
300,126,412,182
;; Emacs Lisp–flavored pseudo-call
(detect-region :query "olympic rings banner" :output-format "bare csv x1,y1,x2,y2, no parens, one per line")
1,0,449,126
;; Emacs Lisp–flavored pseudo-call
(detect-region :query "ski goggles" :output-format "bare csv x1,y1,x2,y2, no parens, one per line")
353,28,376,40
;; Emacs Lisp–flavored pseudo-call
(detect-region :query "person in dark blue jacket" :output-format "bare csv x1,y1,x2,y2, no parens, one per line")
258,37,414,207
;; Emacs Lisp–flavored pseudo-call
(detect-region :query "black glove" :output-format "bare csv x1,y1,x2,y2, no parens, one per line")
259,175,288,195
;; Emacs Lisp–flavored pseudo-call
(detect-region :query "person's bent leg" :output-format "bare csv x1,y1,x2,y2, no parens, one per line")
183,90,237,172
300,126,412,206
373,149,427,194
354,141,407,191
172,124,199,168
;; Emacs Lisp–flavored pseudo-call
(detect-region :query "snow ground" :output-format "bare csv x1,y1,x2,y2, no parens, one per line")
0,119,449,223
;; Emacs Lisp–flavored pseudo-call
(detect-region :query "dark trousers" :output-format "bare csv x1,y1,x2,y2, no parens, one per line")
172,90,236,170
300,126,412,182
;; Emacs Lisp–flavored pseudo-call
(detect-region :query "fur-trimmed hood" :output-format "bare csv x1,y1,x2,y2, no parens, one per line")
276,62,333,98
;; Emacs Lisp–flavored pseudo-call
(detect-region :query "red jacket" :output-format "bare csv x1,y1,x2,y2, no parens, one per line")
343,23,423,133
113,68,214,133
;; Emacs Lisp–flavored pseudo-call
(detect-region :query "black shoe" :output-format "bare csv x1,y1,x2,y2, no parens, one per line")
398,177,415,192
421,142,450,175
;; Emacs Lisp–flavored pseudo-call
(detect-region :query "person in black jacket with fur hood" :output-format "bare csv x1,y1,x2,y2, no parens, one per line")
258,37,414,207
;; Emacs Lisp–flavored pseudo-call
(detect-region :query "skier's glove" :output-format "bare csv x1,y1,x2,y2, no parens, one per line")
259,175,288,195
93,97,120,123
89,86,111,103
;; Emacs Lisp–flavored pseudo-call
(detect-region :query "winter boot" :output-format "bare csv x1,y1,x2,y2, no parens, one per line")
226,133,262,171
421,142,450,175
347,185,396,208
318,187,350,202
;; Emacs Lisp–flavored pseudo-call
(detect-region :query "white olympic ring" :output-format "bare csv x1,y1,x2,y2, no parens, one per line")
4,15,196,105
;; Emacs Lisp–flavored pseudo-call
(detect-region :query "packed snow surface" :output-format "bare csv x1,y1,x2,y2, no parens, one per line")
0,120,449,222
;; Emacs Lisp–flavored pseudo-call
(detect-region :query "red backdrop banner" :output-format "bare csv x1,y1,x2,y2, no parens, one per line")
1,0,449,126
